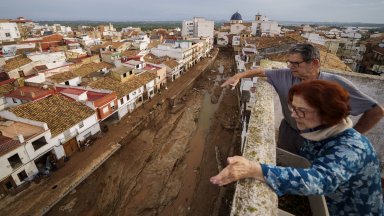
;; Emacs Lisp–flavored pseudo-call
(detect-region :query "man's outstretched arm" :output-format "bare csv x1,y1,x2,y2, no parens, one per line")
221,67,267,88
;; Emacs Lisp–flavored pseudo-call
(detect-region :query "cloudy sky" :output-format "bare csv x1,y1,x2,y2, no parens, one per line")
1,0,383,23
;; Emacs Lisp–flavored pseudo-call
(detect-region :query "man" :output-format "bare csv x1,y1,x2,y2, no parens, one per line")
221,43,384,154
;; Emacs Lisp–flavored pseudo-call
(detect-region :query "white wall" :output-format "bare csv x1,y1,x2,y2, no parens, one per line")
25,73,46,84
5,97,22,108
194,19,214,39
0,97,7,111
230,23,247,35
0,22,21,42
182,20,194,38
24,130,54,160
151,45,183,60
0,146,30,182
27,52,66,64
59,76,81,86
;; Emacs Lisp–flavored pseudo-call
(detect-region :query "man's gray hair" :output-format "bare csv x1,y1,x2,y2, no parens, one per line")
289,43,320,62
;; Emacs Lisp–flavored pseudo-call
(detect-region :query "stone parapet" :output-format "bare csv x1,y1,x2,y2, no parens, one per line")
231,79,278,216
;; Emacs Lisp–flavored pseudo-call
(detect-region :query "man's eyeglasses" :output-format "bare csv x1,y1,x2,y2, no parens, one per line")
288,104,317,118
286,60,306,67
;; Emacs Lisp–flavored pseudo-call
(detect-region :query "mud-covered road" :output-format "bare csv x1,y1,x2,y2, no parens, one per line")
47,47,239,216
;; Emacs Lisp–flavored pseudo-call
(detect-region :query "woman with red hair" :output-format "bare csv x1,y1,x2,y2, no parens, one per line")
211,80,383,215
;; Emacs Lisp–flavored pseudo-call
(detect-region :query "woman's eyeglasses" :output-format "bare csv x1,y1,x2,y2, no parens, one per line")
288,104,317,118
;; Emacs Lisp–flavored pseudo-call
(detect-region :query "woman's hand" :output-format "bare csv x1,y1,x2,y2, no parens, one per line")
210,156,263,186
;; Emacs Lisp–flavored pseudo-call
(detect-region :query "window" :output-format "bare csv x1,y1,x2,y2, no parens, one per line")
17,170,28,182
126,95,130,100
110,101,115,110
5,33,10,37
65,81,69,85
123,73,127,78
79,122,84,128
8,154,22,169
31,136,48,151
102,106,109,113
18,70,25,77
129,71,133,75
120,98,124,104
5,181,13,189
12,98,18,103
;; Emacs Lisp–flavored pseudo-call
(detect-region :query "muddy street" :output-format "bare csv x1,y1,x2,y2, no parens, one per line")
47,48,238,216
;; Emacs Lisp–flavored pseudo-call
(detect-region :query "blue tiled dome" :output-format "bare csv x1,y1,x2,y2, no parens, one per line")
230,12,242,21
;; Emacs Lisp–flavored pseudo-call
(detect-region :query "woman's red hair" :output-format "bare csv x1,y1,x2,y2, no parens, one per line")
288,80,350,126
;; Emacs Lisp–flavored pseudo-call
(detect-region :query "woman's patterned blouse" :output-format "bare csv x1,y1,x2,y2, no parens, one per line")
261,128,383,215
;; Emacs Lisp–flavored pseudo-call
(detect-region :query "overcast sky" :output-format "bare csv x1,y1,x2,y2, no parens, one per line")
1,0,383,23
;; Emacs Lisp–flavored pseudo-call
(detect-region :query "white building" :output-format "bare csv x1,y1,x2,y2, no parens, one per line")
302,33,326,45
217,31,229,46
1,94,100,160
162,59,182,82
1,43,36,57
182,17,214,41
27,51,67,65
0,21,21,42
151,40,193,70
132,34,150,50
0,118,54,196
251,14,281,36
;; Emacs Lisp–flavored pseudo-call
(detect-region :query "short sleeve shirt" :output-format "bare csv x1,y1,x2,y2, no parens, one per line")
265,68,377,130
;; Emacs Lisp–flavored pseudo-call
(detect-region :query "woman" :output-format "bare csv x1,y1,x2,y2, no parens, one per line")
210,80,383,215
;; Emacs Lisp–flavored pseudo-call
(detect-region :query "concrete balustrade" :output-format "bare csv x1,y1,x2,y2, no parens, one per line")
231,79,278,216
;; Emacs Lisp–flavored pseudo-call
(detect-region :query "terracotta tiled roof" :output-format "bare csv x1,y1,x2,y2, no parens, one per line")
144,54,170,65
110,42,125,49
16,47,40,55
0,83,15,97
90,44,104,52
57,87,109,102
4,55,32,72
88,71,156,98
254,35,302,50
361,35,384,45
121,50,140,57
5,86,54,101
373,46,384,55
47,71,78,83
163,59,179,68
9,94,94,137
72,62,113,77
0,135,21,156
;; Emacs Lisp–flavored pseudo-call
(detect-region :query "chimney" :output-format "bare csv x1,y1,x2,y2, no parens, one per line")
19,90,25,96
30,92,36,98
17,134,25,143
